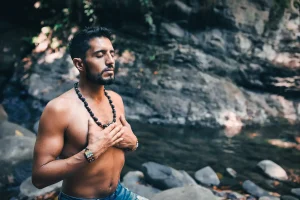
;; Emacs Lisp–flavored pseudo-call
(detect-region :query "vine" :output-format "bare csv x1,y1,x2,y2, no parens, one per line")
139,0,156,33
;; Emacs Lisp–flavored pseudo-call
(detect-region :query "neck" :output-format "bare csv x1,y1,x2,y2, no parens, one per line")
77,79,105,102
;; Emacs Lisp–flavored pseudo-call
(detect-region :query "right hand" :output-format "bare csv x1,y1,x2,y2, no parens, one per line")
86,118,124,159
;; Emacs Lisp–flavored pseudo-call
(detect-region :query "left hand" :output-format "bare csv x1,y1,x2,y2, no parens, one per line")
114,114,137,150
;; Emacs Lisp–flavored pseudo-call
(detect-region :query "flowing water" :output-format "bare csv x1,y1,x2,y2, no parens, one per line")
124,122,300,196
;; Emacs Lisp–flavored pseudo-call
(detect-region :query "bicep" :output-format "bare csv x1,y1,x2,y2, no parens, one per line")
33,101,68,169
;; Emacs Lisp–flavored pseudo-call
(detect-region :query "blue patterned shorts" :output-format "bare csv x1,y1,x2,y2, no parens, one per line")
58,183,148,200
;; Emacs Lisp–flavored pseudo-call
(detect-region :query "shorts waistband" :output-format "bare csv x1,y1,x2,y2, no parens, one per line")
59,183,122,200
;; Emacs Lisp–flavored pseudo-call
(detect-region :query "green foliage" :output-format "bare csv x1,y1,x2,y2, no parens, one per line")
83,0,97,24
139,0,156,33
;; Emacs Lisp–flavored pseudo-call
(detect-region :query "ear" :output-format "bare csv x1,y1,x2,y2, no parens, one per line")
73,58,85,72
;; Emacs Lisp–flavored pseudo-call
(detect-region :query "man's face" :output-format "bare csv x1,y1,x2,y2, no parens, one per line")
84,37,115,85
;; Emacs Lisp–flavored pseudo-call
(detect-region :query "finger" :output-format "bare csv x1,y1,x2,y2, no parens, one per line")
120,114,129,126
112,137,124,146
103,123,116,133
109,125,122,136
112,129,124,141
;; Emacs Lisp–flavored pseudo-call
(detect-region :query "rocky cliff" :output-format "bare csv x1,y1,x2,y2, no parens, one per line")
1,0,300,130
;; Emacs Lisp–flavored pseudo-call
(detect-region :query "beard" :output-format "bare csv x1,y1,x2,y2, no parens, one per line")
85,64,115,85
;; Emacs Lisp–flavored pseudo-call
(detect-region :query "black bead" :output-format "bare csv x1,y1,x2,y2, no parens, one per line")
74,82,116,129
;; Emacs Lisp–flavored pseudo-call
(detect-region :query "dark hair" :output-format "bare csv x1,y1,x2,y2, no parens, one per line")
68,26,113,60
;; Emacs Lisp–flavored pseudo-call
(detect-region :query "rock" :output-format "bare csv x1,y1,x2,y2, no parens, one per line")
242,180,269,198
0,136,36,188
33,120,39,134
281,195,299,200
0,104,8,121
291,188,300,197
121,171,161,199
160,23,185,38
214,190,246,200
23,48,78,102
0,121,36,139
11,0,300,129
0,136,35,165
20,177,62,199
151,185,217,200
164,0,192,20
226,168,237,178
259,196,280,200
194,166,220,186
142,162,197,190
257,160,288,181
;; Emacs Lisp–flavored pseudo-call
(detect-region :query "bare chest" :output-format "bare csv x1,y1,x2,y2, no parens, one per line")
60,102,122,158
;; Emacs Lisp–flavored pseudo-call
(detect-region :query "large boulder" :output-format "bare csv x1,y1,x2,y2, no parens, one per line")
141,162,197,190
0,120,36,139
21,48,78,102
19,177,62,199
151,185,217,200
257,160,288,181
0,135,35,188
121,171,161,199
11,0,300,129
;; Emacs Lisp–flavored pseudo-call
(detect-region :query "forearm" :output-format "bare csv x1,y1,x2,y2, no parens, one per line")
32,148,88,189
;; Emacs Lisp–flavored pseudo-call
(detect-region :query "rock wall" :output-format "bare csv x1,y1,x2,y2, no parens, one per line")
5,0,300,129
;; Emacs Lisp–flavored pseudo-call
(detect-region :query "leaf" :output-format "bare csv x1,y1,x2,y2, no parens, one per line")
54,24,63,31
41,26,51,34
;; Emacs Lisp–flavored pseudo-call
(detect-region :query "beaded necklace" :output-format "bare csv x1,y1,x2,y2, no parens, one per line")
74,82,116,128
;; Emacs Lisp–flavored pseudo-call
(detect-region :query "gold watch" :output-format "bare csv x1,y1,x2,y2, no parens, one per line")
84,147,95,163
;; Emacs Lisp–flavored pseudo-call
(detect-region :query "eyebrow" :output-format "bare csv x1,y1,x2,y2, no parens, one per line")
92,49,115,55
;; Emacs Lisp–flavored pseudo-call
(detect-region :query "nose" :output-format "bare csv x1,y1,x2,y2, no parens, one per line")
105,53,114,66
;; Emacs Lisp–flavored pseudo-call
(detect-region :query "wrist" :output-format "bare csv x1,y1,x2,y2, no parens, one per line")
129,138,139,151
84,147,95,163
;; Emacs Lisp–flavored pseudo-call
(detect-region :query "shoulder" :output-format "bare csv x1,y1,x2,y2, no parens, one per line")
106,90,124,111
106,90,123,102
42,89,76,118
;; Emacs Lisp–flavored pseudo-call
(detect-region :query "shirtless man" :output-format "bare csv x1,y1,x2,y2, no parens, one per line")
32,27,146,200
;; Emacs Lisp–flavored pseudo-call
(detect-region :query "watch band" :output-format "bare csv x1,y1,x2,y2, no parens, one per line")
124,140,139,152
132,140,139,151
84,147,95,163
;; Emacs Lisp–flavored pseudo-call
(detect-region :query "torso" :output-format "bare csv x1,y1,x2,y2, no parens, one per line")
58,89,125,198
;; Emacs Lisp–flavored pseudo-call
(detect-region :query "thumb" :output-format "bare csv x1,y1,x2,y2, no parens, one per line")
120,114,129,126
